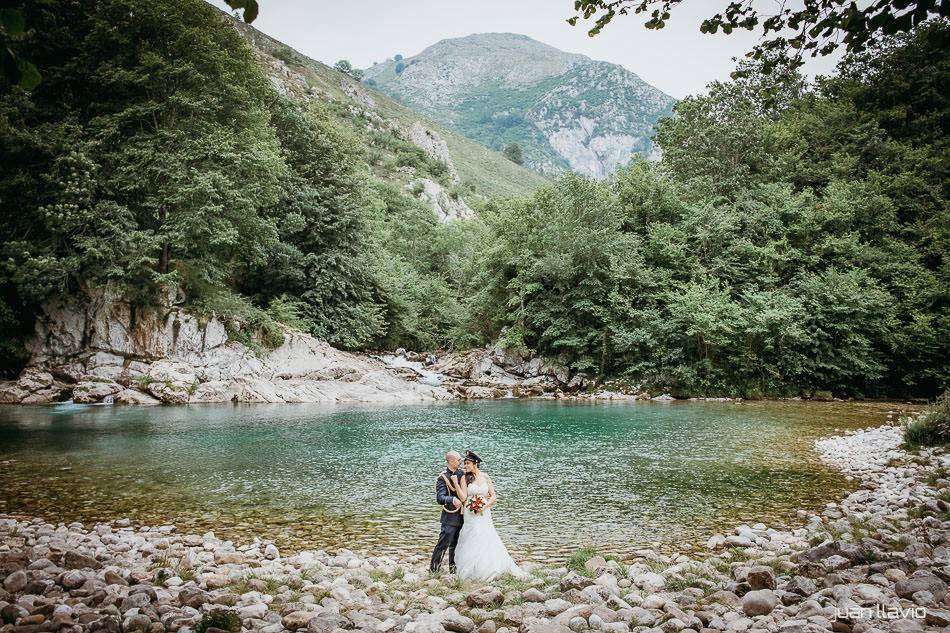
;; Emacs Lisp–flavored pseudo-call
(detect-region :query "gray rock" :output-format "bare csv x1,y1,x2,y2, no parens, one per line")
283,611,318,630
823,555,851,571
405,615,447,633
887,620,923,633
308,613,349,633
746,567,775,591
707,591,741,609
742,590,778,617
58,570,87,590
783,577,817,597
523,589,546,603
895,572,947,601
468,587,505,608
72,379,123,404
519,617,574,633
479,620,498,633
441,608,476,633
544,600,572,617
2,571,26,593
122,614,153,633
585,557,608,575
64,550,101,570
560,573,594,592
924,609,950,627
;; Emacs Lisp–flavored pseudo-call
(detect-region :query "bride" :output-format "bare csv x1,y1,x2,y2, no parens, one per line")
453,450,525,580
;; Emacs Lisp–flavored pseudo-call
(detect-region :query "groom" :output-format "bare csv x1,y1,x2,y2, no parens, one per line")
430,450,464,573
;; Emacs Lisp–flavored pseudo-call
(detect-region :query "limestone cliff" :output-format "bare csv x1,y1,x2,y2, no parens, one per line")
0,288,450,405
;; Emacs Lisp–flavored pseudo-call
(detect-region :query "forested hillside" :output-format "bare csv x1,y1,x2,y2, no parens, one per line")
0,0,543,371
0,0,946,398
459,24,950,398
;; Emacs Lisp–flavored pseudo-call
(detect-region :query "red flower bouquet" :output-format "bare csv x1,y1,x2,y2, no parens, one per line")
465,494,487,514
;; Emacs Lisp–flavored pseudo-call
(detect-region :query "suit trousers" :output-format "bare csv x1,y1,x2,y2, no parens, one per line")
430,521,462,572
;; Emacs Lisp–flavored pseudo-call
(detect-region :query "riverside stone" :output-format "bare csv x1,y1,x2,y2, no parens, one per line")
2,571,26,593
467,587,504,608
745,567,776,590
742,590,778,616
895,571,947,600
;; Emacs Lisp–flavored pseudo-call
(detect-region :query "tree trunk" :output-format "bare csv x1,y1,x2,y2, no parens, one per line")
157,206,169,274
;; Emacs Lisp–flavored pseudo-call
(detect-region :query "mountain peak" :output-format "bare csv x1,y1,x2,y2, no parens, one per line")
364,34,675,178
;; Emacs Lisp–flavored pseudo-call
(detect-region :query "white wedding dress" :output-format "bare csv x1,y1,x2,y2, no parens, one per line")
454,478,525,580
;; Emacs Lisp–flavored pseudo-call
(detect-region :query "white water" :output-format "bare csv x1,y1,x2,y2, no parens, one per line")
379,354,444,386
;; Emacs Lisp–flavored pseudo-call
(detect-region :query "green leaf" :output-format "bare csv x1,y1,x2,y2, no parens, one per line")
0,8,26,36
16,58,40,90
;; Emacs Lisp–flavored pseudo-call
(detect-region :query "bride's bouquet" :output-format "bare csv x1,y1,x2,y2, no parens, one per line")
465,495,487,514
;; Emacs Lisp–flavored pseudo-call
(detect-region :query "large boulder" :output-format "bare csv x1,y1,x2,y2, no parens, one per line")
895,572,947,601
742,590,779,616
145,360,197,404
71,378,123,404
113,389,161,405
520,618,573,633
467,587,505,608
746,567,776,591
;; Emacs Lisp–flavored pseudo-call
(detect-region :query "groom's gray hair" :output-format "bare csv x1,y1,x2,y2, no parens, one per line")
445,450,461,460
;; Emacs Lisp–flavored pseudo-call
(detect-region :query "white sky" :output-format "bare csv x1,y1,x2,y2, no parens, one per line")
208,0,845,99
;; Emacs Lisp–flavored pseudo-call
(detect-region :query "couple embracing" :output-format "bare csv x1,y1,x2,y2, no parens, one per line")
430,450,525,580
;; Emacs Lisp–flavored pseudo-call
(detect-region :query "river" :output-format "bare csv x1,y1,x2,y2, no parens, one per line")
0,399,910,562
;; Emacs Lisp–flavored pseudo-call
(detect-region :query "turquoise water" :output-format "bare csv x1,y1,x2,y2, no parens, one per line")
0,400,904,561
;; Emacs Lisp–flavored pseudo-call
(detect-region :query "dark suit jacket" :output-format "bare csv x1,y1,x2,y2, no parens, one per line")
436,467,465,526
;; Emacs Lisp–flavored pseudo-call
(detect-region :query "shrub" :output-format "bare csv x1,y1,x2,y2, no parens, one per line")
196,609,240,633
273,45,300,66
904,389,950,447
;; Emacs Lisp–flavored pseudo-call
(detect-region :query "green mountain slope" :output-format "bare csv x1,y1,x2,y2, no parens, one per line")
228,20,549,203
364,33,676,179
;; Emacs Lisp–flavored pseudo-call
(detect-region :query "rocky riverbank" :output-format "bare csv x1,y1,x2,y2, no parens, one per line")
1,422,947,633
0,287,602,406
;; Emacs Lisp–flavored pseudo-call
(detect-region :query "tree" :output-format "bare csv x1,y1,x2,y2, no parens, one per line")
333,59,352,74
502,143,524,165
334,59,363,81
567,0,949,76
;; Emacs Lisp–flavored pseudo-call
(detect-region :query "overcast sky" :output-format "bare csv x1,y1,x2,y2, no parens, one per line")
208,0,844,99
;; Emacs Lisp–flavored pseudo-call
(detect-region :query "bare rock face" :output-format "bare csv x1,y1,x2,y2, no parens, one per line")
411,177,474,223
405,122,458,181
0,286,451,405
432,342,571,398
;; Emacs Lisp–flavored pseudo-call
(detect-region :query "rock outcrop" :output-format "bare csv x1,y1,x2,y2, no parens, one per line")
430,343,572,398
0,287,450,405
410,177,475,223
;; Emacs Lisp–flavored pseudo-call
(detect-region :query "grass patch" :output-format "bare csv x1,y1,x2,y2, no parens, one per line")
196,609,240,633
926,466,948,486
903,389,950,447
566,547,599,577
